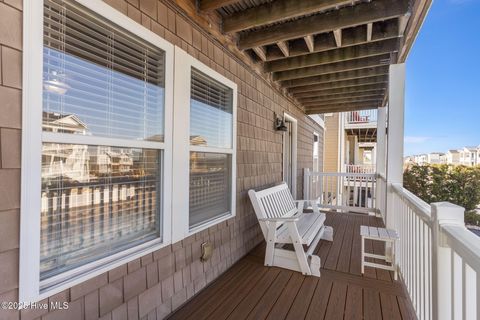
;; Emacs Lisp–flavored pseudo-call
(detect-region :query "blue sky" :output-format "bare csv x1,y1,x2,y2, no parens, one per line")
404,0,480,156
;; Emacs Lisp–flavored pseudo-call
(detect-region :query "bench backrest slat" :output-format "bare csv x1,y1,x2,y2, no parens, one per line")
248,182,297,220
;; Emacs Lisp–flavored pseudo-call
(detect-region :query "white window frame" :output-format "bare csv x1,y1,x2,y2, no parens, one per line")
20,0,174,303
172,47,237,243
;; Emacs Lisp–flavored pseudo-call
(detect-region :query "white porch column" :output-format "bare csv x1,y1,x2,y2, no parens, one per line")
375,106,387,217
386,63,406,228
376,106,387,176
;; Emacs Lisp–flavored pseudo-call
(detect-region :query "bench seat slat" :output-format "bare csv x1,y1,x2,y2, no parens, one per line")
276,212,326,245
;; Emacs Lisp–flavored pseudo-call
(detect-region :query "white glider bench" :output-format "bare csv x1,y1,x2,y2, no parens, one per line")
248,183,333,277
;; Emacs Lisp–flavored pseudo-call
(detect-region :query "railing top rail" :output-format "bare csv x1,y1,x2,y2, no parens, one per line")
392,183,432,224
306,171,376,178
441,224,480,270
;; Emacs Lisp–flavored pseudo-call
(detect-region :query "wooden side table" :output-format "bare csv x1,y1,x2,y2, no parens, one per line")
360,225,399,280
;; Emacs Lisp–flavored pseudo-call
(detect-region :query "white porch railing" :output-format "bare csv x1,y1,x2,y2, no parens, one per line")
345,164,376,174
345,109,378,124
303,169,376,214
390,183,480,320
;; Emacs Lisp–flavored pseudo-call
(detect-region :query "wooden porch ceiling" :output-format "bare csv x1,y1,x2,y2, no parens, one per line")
198,0,430,114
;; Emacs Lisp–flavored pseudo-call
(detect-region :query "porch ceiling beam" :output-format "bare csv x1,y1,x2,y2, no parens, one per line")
199,0,242,11
238,0,410,49
305,103,381,114
223,0,352,33
302,97,384,107
273,54,391,81
277,41,290,57
298,92,386,103
289,75,388,93
265,39,398,72
280,66,389,88
293,84,386,98
252,46,267,61
298,94,383,106
304,35,315,53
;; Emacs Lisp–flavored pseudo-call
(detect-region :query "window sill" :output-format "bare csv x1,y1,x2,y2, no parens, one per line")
35,238,168,302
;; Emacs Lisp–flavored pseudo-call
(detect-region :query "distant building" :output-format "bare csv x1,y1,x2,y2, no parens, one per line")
427,152,445,164
414,154,428,165
459,147,478,166
446,150,461,165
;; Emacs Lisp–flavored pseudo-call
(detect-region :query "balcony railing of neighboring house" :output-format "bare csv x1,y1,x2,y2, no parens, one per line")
345,164,376,174
304,168,480,320
303,168,377,214
345,109,378,124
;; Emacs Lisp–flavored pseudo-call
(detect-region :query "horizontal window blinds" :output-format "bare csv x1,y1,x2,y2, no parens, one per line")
190,68,233,148
43,0,166,141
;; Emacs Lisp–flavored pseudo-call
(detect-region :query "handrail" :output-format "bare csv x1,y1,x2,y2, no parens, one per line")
442,224,480,268
391,182,432,224
306,172,376,178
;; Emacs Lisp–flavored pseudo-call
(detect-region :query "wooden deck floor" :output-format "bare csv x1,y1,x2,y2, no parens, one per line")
169,212,415,320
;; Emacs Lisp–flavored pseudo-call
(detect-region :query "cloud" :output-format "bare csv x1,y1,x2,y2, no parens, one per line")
404,136,431,144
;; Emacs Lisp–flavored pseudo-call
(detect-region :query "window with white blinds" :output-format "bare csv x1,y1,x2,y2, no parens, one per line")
189,68,235,228
43,0,165,141
39,0,168,280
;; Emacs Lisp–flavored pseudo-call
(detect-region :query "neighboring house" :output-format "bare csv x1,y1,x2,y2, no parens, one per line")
324,110,377,174
414,154,428,165
460,147,478,166
3,1,479,320
446,149,461,165
427,152,445,164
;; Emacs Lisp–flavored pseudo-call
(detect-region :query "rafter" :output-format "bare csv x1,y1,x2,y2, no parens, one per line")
333,29,342,47
280,66,389,88
277,41,290,57
265,39,398,72
304,35,315,52
223,0,352,33
367,23,373,41
302,97,384,107
305,103,381,114
252,47,267,61
199,0,242,11
238,0,410,49
398,14,411,36
293,84,387,98
289,75,388,93
273,54,391,81
264,20,399,61
299,92,387,103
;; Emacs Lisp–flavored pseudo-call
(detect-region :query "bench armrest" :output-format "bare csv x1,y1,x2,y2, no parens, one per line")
259,215,302,222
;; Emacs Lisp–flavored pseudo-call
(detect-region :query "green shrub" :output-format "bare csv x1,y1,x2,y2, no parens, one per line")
465,211,480,226
403,164,480,212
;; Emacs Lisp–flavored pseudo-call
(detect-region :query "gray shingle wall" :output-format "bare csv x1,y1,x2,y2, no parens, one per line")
0,0,324,319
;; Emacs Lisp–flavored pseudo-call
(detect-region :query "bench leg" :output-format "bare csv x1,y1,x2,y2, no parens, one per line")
321,226,334,242
264,222,277,267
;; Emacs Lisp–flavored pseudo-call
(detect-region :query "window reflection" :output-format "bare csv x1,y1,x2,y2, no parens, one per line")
43,47,165,142
40,143,161,279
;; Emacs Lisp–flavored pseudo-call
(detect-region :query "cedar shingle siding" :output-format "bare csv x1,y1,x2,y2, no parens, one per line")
0,1,324,319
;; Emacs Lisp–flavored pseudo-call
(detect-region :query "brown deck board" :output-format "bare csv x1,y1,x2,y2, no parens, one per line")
344,284,363,320
323,282,348,319
169,211,416,320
